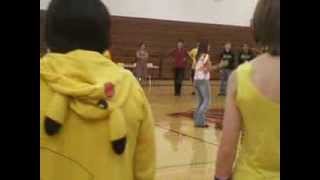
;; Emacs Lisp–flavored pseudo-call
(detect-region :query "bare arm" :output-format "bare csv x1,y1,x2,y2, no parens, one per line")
187,49,194,60
136,51,142,59
215,71,242,178
185,50,192,62
207,60,213,71
203,55,213,72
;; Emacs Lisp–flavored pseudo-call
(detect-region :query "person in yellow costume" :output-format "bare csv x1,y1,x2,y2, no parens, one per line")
40,0,155,180
214,0,280,180
188,42,199,95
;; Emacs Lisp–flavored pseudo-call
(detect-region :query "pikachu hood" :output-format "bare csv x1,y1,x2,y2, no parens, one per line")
40,50,133,142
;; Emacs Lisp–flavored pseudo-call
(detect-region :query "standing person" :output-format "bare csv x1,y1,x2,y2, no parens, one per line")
135,42,149,83
189,42,200,95
40,0,156,180
218,42,235,96
214,0,280,179
193,40,213,128
169,40,189,96
238,43,255,65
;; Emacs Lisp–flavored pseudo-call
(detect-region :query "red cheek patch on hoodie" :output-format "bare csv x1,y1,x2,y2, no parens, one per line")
104,83,115,98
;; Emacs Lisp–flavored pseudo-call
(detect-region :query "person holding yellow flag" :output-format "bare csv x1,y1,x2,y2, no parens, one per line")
189,42,199,95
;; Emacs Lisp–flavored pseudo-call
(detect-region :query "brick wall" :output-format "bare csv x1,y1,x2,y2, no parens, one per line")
40,10,255,79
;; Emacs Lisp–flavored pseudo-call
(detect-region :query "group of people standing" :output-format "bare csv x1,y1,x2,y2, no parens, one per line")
134,39,257,96
218,42,256,96
133,40,258,129
168,41,257,128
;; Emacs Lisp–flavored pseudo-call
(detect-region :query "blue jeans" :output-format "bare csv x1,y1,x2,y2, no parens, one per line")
194,80,211,126
219,69,231,95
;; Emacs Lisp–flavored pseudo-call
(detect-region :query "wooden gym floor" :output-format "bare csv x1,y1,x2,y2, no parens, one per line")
143,80,225,180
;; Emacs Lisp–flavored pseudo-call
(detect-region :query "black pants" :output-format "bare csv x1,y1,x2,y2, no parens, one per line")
191,69,195,83
174,68,185,95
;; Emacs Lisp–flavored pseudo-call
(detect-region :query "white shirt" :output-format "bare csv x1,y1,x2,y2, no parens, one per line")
194,54,210,80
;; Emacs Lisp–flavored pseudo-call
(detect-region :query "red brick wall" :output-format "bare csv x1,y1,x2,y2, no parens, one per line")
40,10,255,79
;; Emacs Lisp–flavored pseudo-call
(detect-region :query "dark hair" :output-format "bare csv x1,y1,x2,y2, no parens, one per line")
225,42,232,46
139,42,146,48
196,40,209,61
46,0,111,53
252,0,280,56
177,39,184,43
242,43,249,48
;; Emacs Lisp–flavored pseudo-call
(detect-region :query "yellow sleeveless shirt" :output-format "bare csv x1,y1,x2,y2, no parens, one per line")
233,62,280,180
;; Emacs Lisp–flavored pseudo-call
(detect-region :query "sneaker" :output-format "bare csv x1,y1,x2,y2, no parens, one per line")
215,123,222,130
202,124,210,128
194,124,209,128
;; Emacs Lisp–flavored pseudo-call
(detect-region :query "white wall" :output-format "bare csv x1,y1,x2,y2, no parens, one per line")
40,0,258,27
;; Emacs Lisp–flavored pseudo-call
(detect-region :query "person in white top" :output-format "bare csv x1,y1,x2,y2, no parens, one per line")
135,42,149,83
193,40,213,128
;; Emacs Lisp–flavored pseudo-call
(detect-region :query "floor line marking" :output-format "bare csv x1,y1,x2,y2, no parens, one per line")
155,124,219,146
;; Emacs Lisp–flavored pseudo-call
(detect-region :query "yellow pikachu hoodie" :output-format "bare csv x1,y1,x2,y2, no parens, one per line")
40,50,155,180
